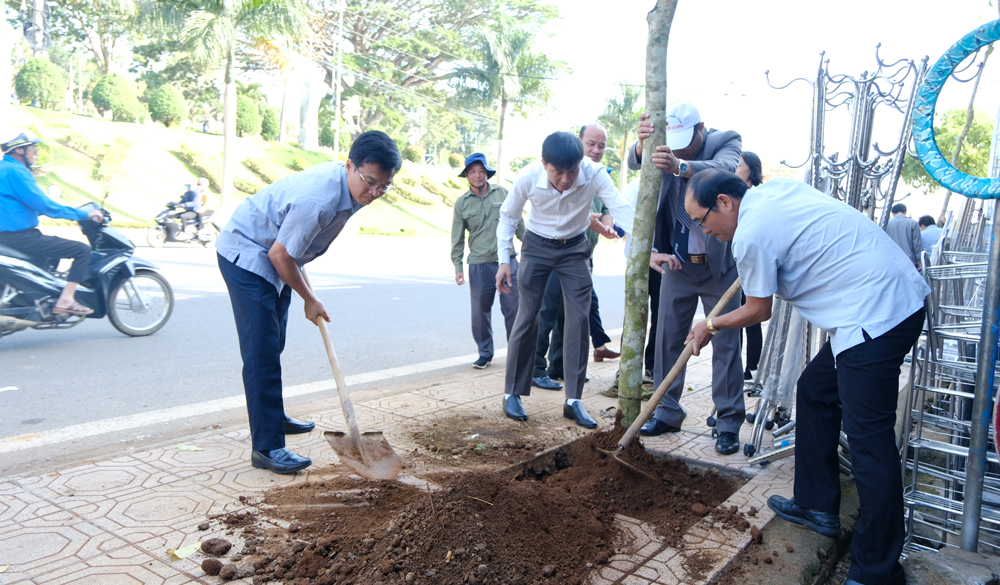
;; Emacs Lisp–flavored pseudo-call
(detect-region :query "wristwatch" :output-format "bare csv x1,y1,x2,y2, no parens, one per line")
706,318,719,335
674,160,690,177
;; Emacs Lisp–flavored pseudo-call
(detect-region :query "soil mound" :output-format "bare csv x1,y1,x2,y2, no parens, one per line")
229,424,746,584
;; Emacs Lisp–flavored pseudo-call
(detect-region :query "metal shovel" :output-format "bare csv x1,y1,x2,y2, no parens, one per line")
605,277,743,478
303,269,401,480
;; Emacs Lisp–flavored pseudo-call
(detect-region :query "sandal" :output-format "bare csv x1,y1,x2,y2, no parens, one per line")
52,301,94,316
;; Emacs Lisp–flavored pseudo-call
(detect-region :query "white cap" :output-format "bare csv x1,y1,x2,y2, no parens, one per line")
664,101,701,150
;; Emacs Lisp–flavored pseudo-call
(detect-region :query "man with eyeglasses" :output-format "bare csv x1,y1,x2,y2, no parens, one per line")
216,130,401,474
451,153,525,369
682,170,928,585
625,100,745,456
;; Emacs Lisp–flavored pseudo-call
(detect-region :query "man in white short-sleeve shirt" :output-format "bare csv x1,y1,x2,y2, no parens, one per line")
216,131,401,475
681,170,928,585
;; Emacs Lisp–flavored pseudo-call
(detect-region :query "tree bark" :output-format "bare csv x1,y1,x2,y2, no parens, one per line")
940,45,993,223
298,63,322,151
1,3,13,126
618,0,677,428
618,134,628,193
221,47,237,214
496,95,507,182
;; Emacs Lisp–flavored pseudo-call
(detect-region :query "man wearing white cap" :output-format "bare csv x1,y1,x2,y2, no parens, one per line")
626,101,745,455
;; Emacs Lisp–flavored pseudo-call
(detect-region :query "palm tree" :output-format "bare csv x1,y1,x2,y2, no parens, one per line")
450,16,557,181
600,83,642,194
140,0,310,213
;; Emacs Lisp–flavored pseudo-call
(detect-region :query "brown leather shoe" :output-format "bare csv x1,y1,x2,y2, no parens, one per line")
594,347,621,362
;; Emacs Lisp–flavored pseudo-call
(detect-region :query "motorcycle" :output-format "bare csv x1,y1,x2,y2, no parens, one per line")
0,200,174,338
146,201,219,248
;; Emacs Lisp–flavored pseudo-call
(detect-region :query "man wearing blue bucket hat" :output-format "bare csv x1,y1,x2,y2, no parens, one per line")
451,153,525,369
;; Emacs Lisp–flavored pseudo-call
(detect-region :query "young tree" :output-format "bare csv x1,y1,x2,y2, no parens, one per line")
619,0,677,428
449,15,560,180
600,83,643,193
236,94,262,136
141,0,310,213
902,107,993,194
261,107,280,141
49,0,136,75
148,82,187,127
14,57,67,109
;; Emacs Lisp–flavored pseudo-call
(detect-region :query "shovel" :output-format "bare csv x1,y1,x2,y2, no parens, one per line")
604,277,743,479
302,269,402,480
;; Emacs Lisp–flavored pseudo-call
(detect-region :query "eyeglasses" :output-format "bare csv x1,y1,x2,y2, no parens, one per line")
694,202,716,228
354,167,394,194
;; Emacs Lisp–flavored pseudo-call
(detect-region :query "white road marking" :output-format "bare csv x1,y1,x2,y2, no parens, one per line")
0,387,17,393
0,328,624,454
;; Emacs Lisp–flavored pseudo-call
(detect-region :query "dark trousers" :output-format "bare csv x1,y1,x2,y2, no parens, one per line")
505,231,592,400
218,254,292,452
468,259,519,359
0,227,91,283
741,293,762,372
645,266,660,373
534,261,611,378
180,210,203,230
794,308,924,585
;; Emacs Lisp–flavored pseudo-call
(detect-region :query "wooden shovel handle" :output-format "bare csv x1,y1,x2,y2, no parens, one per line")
301,269,360,440
618,277,743,451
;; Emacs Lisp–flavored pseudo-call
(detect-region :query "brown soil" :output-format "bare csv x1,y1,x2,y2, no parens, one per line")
212,420,747,584
408,414,554,466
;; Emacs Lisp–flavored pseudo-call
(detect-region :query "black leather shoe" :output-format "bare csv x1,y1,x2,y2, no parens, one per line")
531,376,562,390
767,495,840,537
284,415,315,434
639,418,681,436
549,374,589,382
503,395,528,421
563,402,597,428
715,431,739,455
251,448,312,474
473,356,491,369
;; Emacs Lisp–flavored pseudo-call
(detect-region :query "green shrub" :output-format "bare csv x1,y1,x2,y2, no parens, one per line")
402,145,423,163
91,73,144,122
421,176,457,206
399,175,418,187
234,178,264,194
261,107,280,141
243,159,279,184
178,142,221,192
14,58,66,109
319,125,335,148
97,137,133,181
57,133,103,160
236,95,261,136
393,184,434,206
448,152,464,169
290,157,310,171
357,227,415,237
446,178,465,190
147,83,187,127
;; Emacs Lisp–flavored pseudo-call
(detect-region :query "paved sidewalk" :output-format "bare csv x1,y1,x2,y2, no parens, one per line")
0,342,796,585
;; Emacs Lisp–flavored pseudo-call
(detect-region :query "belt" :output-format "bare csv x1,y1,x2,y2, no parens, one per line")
533,232,585,246
688,254,708,264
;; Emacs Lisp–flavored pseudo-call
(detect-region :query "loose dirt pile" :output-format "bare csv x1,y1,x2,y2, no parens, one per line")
209,424,747,584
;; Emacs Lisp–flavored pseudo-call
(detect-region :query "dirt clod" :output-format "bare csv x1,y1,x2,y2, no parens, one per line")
201,558,223,576
197,521,210,531
201,538,232,556
542,564,557,578
785,543,794,553
750,525,763,544
763,556,773,565
218,563,238,580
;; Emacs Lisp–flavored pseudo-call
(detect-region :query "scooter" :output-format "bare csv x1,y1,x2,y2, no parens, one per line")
146,202,219,248
0,199,174,338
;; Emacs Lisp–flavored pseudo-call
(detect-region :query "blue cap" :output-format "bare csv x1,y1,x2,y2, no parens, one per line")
459,153,496,179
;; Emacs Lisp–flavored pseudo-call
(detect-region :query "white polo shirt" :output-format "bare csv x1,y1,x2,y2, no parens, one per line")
496,158,633,264
733,178,930,357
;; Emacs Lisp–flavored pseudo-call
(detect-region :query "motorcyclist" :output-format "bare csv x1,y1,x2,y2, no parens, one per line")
179,181,203,230
0,129,104,316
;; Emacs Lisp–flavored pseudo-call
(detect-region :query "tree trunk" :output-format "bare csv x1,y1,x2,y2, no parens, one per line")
221,47,237,214
279,72,291,143
618,0,677,428
940,45,993,223
298,64,322,151
1,2,13,125
618,134,628,193
496,95,507,183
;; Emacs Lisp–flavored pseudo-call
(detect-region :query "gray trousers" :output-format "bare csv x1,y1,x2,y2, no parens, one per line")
505,231,592,400
468,259,519,359
652,262,745,433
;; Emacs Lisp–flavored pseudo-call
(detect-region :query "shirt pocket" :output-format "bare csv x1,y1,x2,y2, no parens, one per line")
462,206,483,232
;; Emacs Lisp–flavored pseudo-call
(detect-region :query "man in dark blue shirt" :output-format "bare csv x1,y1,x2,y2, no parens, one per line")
0,129,103,315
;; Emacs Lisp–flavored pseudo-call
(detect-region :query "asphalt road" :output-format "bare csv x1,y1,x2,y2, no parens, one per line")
0,233,629,476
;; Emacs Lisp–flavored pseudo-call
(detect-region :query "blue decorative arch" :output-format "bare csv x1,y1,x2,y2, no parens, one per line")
913,19,1000,198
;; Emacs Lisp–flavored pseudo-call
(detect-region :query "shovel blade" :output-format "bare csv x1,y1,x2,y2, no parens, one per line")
324,430,402,480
